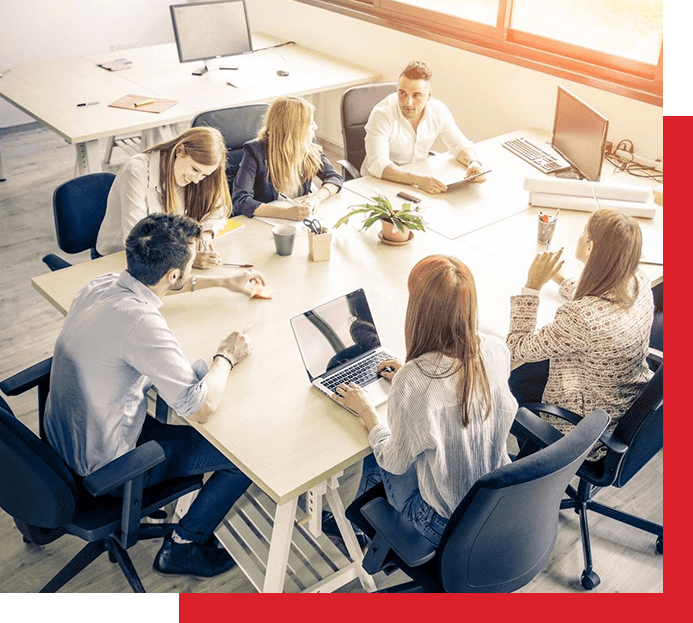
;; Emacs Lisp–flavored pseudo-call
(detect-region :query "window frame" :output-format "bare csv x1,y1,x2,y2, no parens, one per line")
293,0,663,106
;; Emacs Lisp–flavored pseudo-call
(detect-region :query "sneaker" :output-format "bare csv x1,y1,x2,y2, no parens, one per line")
321,511,369,556
153,533,236,578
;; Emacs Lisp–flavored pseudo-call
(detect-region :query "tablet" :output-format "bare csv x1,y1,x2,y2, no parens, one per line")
445,169,491,191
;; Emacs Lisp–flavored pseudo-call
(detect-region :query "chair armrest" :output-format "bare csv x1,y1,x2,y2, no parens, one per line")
82,441,166,497
596,430,629,455
523,402,584,426
648,348,663,368
361,497,436,569
0,358,52,396
42,253,72,272
337,158,360,180
511,407,564,448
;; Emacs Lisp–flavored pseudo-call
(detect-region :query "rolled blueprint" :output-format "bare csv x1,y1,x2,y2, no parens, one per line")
529,192,656,218
524,177,652,203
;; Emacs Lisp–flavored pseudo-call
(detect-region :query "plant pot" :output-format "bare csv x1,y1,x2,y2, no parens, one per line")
381,219,410,243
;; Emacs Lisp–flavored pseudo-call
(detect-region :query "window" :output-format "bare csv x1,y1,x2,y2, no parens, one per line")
295,0,663,105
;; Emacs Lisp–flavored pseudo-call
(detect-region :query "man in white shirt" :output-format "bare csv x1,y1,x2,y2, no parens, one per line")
361,60,485,194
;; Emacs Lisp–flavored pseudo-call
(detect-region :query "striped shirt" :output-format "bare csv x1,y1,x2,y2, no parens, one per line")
368,334,517,518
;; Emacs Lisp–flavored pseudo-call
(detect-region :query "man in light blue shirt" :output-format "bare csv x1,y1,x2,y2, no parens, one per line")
44,213,265,578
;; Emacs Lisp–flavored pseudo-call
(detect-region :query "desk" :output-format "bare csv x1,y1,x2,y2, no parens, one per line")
29,132,663,592
0,34,378,177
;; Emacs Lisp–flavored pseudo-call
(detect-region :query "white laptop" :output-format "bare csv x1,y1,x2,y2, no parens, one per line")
290,289,398,411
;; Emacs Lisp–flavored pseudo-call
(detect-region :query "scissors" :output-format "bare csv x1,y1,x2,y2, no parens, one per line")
303,218,323,235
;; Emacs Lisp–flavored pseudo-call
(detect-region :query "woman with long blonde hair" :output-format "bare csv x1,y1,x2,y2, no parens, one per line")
97,127,230,268
332,255,517,547
507,208,654,459
232,96,342,220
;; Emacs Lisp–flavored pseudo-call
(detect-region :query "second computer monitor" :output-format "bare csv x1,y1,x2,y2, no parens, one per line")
170,0,252,65
551,86,609,181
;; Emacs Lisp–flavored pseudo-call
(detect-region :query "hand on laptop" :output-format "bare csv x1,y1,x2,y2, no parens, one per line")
331,382,379,432
377,359,402,380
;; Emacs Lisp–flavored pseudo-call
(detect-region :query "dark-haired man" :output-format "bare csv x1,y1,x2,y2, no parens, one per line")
362,60,485,194
44,213,265,578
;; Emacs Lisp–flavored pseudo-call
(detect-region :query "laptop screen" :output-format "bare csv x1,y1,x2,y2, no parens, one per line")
290,289,381,381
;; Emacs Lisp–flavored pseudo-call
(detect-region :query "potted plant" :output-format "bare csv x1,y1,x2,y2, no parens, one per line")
334,195,425,243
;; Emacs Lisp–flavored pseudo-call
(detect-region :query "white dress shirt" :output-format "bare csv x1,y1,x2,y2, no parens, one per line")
368,335,517,518
44,272,209,476
361,93,473,178
96,151,227,256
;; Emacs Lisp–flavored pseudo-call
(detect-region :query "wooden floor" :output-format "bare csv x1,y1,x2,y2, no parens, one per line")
0,124,663,593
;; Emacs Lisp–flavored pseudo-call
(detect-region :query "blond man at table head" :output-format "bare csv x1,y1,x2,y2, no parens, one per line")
361,60,485,194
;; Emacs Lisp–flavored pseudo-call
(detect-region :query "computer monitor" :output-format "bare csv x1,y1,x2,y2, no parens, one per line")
551,86,609,181
170,0,252,75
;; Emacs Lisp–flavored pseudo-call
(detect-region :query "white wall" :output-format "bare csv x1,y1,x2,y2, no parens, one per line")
246,0,663,158
0,0,177,127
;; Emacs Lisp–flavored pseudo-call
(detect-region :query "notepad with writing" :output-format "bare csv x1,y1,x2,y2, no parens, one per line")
109,94,178,114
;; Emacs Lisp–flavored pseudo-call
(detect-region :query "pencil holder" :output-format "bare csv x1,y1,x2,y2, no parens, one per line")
308,229,332,262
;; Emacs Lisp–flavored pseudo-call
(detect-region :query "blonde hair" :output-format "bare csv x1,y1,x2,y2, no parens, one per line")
258,96,322,196
574,209,642,308
405,255,491,427
147,127,230,222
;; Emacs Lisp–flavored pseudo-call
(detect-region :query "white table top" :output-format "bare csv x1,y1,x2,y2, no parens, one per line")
0,34,379,144
30,130,663,505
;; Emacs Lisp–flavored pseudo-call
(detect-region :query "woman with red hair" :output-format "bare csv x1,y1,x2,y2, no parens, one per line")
333,255,517,546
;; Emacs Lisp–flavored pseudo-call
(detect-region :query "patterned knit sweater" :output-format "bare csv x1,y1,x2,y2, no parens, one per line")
507,270,654,459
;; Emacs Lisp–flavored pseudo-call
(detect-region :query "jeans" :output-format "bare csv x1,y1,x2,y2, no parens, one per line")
356,453,448,548
136,416,251,543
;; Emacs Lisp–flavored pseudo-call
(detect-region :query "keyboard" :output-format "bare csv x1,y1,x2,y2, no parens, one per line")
322,351,390,392
502,137,568,174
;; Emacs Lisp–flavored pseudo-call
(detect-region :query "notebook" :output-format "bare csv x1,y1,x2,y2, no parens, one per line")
445,169,492,191
290,289,398,412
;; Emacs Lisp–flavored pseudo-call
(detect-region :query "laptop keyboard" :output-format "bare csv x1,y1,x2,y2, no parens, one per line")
502,137,566,173
322,351,391,391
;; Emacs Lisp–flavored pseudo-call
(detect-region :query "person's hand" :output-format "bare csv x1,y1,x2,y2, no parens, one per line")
216,327,252,367
465,161,486,183
377,358,402,381
285,203,312,221
296,193,321,213
223,270,267,296
331,381,377,422
415,175,447,195
194,238,221,269
525,248,564,291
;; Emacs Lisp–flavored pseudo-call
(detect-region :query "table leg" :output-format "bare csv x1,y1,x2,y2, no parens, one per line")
0,147,6,181
262,496,299,593
74,139,101,176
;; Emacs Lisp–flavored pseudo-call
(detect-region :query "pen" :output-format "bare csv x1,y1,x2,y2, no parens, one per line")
134,98,155,107
222,263,254,268
278,192,301,206
77,101,99,107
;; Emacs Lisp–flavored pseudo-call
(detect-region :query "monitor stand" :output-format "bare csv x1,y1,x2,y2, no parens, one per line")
555,168,582,180
192,59,221,76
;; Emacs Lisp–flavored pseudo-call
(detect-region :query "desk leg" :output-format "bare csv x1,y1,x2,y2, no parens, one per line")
0,147,6,181
74,139,101,176
325,481,377,593
262,496,298,593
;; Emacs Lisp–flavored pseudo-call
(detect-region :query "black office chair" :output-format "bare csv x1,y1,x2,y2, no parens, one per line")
42,172,115,272
511,353,663,590
338,83,397,180
346,410,610,592
192,103,270,191
650,281,663,351
0,359,203,593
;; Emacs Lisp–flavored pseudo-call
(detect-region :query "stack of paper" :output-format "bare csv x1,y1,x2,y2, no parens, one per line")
524,177,656,219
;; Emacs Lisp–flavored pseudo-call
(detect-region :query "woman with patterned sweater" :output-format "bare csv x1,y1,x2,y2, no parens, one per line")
507,208,654,459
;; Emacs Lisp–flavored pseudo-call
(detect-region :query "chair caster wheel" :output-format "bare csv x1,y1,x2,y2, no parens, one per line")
656,536,663,554
581,570,601,590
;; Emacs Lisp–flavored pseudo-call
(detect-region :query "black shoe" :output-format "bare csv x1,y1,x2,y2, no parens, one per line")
322,511,369,555
153,533,236,578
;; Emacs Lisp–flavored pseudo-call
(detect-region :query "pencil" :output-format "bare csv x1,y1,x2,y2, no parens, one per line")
222,263,254,268
134,98,155,107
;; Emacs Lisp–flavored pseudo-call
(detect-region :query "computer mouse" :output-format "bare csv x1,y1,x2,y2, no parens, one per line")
276,70,290,77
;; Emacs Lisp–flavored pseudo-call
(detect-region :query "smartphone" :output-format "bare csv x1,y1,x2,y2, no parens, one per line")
396,191,421,203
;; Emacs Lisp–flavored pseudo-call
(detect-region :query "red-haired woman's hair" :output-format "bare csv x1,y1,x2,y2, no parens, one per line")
405,255,491,426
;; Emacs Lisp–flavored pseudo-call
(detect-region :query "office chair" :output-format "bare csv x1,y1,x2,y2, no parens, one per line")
511,352,663,590
42,172,115,272
192,103,270,190
0,359,203,592
650,281,663,351
338,83,397,180
346,410,610,593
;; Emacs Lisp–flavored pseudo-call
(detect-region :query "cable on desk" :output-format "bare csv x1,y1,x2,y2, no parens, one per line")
605,138,663,184
251,41,296,53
